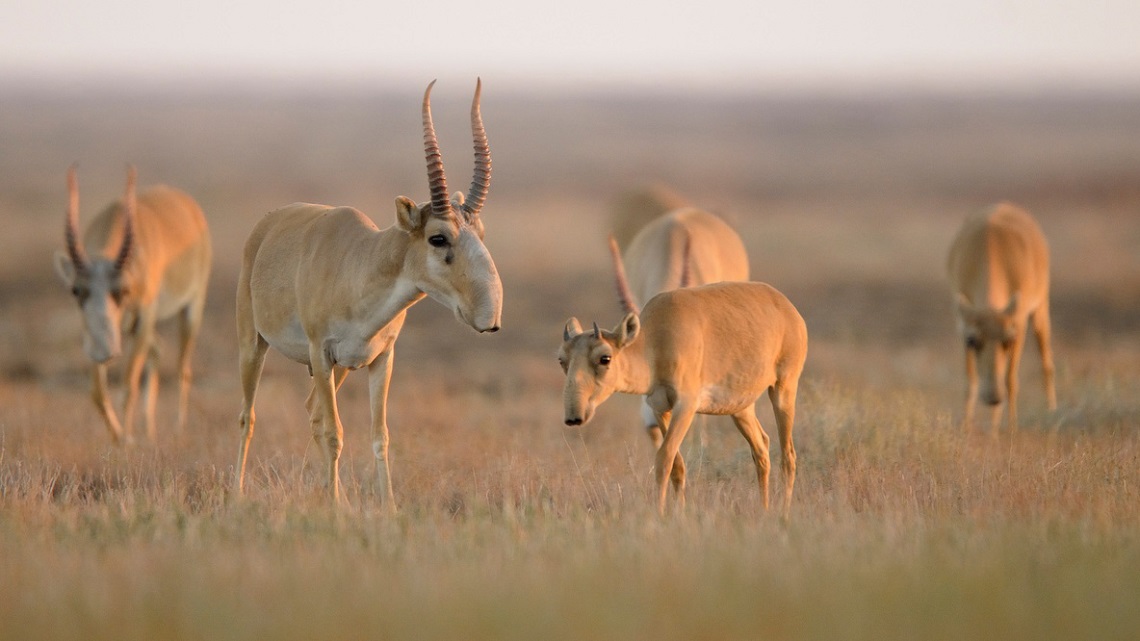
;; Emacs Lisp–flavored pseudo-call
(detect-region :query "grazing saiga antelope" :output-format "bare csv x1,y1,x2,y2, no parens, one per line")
235,80,502,503
947,202,1056,431
53,165,212,444
611,207,750,447
559,256,807,516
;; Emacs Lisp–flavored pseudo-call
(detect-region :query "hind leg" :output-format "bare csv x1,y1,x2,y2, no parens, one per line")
730,405,772,511
768,379,799,516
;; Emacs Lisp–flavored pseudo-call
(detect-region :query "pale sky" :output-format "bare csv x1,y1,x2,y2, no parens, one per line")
2,0,1139,90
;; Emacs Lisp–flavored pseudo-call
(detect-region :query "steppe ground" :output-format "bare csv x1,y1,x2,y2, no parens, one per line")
1,82,1139,640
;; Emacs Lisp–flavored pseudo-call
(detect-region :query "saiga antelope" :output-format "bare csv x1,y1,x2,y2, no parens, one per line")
611,207,750,449
235,80,503,504
947,202,1056,431
54,165,212,444
559,258,806,516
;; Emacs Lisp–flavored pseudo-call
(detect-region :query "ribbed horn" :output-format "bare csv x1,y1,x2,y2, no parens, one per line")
608,235,639,315
114,165,136,272
461,77,491,222
422,80,452,218
64,164,89,273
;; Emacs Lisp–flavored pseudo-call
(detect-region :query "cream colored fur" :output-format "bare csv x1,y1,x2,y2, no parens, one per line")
54,166,211,444
560,282,807,516
947,202,1056,431
234,82,502,505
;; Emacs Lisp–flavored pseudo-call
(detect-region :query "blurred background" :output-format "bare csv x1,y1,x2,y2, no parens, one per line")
1,0,1138,454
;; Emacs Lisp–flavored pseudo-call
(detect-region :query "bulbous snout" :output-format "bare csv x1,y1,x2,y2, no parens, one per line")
83,332,120,364
455,242,503,334
563,402,593,428
81,308,121,364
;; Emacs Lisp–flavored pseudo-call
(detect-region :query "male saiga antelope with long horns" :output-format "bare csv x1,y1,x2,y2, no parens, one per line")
559,244,806,516
54,165,212,444
947,202,1056,431
235,80,502,503
613,207,750,448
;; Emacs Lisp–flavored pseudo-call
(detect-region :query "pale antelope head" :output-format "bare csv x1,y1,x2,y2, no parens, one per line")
395,79,502,333
53,165,137,364
559,314,640,426
957,293,1021,405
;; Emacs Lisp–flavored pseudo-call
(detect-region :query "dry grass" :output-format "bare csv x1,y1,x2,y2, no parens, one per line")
1,84,1139,640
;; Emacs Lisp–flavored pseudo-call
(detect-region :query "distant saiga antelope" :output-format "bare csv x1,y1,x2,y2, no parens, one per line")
560,247,806,516
611,207,749,450
235,80,503,504
948,202,1056,431
54,165,212,444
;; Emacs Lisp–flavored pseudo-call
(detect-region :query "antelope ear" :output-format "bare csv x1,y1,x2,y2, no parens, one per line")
450,192,466,209
563,317,583,342
615,312,640,348
395,196,424,232
54,250,76,286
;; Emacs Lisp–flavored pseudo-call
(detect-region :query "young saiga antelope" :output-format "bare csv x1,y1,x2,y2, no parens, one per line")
947,202,1056,431
54,165,212,444
614,207,750,447
235,80,503,504
560,253,806,515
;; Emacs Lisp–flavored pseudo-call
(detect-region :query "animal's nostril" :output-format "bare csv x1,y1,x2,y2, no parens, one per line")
565,418,582,426
486,325,500,333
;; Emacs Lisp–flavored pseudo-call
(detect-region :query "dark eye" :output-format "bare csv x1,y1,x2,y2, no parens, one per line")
71,285,89,300
598,355,611,366
558,358,568,373
111,286,129,304
428,234,449,248
966,336,981,351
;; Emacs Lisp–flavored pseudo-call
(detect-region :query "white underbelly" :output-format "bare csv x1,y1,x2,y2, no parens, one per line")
261,318,312,364
696,385,754,415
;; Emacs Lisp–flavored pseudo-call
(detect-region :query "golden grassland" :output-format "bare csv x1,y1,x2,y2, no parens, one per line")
1,85,1139,639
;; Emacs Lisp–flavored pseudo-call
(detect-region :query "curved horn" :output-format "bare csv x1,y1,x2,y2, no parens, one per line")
608,235,639,315
461,77,491,221
422,80,452,218
114,165,136,271
64,164,89,273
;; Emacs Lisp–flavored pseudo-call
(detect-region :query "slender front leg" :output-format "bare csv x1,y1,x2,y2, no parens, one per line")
121,307,157,441
368,347,397,510
305,367,348,487
1005,333,1027,431
309,344,344,502
654,400,697,516
963,346,978,430
1031,306,1057,411
176,293,207,433
730,405,772,511
90,363,125,444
